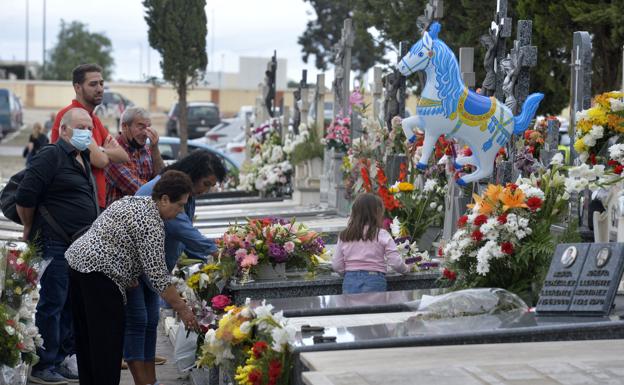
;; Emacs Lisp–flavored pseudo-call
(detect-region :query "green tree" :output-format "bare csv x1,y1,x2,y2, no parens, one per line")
45,20,114,80
518,0,624,114
144,0,208,156
298,0,387,74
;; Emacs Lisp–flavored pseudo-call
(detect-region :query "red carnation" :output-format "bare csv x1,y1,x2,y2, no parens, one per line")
442,268,457,281
268,359,282,384
457,215,468,228
497,214,508,224
615,165,624,175
526,196,543,212
16,342,25,350
437,246,443,257
590,153,597,165
501,241,514,255
507,183,518,191
471,230,484,242
252,341,269,358
473,214,488,226
463,147,472,156
608,160,619,167
248,369,263,385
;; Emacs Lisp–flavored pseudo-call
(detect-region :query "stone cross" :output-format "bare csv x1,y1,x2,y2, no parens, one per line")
264,51,278,118
372,67,383,122
459,47,476,88
315,73,326,137
540,118,560,167
568,31,593,241
492,0,512,101
511,20,538,113
569,31,593,152
292,70,308,135
332,18,355,119
417,0,444,32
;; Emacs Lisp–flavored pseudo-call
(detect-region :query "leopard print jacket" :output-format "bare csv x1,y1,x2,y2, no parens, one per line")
66,196,170,303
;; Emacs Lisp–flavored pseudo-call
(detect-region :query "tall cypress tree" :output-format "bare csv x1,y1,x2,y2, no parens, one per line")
143,0,208,156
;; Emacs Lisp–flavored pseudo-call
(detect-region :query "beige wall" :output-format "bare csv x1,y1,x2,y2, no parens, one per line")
0,79,419,118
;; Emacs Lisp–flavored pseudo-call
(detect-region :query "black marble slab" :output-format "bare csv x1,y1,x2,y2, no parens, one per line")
226,272,443,305
248,288,449,317
537,243,624,316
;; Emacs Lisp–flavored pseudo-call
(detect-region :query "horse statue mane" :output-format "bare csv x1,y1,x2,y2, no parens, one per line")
398,22,544,185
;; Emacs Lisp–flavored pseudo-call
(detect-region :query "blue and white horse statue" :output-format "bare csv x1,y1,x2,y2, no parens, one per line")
398,22,543,185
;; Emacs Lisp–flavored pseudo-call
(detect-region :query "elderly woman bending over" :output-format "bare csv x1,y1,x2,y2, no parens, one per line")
66,170,198,385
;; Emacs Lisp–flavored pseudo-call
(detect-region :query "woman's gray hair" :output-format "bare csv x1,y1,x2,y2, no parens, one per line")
121,106,150,126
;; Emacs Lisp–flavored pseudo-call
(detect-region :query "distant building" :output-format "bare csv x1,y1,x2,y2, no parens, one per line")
203,56,287,91
0,61,39,80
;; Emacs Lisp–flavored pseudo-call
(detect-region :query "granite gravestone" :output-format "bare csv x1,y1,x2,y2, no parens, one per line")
537,243,624,316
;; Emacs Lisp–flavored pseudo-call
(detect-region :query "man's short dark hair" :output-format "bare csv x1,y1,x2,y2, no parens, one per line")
162,149,228,183
72,64,103,85
152,170,193,202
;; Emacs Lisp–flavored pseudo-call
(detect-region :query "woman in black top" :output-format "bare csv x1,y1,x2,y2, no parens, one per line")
25,122,49,166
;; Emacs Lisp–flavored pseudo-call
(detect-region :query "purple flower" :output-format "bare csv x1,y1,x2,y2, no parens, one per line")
268,243,289,263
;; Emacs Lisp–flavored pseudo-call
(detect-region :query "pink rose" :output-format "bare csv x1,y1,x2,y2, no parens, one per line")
235,248,248,261
240,253,258,268
284,241,295,254
211,295,231,310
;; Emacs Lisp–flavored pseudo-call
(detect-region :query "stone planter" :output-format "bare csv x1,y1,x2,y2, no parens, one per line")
294,157,323,190
254,263,286,280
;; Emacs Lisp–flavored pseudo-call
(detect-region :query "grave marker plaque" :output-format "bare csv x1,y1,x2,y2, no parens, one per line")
537,243,590,313
537,243,624,316
570,243,624,314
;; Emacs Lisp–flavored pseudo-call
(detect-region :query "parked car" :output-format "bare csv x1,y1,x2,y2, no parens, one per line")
94,90,134,128
195,117,245,150
0,88,24,135
157,136,240,190
166,102,221,139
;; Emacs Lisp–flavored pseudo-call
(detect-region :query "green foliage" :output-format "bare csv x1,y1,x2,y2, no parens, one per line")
144,0,208,156
290,126,324,165
45,20,114,80
298,0,387,73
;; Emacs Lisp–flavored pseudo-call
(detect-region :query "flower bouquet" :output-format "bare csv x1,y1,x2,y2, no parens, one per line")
1,245,40,311
442,166,569,305
322,116,351,153
196,300,295,385
394,237,440,272
573,91,624,165
216,217,325,281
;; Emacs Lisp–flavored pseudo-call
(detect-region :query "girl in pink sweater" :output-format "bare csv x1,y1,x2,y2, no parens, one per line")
332,193,409,294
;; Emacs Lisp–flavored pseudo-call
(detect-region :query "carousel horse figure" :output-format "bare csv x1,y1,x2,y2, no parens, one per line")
398,22,543,185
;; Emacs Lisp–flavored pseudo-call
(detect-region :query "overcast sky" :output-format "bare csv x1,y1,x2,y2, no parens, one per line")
0,0,346,86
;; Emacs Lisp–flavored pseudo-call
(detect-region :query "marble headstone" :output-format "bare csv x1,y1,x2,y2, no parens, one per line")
537,243,624,316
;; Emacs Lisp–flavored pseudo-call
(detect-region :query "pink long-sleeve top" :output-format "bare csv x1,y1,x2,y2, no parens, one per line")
331,228,409,274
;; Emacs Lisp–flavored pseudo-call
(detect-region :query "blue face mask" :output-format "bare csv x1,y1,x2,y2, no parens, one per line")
70,128,92,151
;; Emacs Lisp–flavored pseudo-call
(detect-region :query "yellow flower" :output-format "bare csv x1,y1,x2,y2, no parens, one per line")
577,119,593,134
234,363,257,385
587,107,608,125
574,138,588,153
14,286,22,295
398,182,414,192
501,188,527,211
389,186,399,193
186,274,200,290
484,184,503,203
201,263,220,273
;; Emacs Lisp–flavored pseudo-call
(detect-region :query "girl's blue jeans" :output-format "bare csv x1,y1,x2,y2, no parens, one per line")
123,277,159,361
342,271,387,294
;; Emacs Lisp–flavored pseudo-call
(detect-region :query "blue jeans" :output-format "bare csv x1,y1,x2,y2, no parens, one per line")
123,277,159,361
34,239,74,371
342,271,387,294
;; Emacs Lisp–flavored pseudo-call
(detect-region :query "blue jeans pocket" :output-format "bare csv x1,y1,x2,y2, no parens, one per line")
342,271,387,294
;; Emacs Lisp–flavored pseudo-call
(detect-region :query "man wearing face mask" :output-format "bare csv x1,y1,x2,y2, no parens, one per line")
16,108,100,385
50,63,130,212
104,106,164,207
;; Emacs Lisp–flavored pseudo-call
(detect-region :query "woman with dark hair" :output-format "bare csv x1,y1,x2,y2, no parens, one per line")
122,150,227,385
65,170,198,385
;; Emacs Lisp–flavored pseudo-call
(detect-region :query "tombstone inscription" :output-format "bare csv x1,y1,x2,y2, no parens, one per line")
536,243,624,316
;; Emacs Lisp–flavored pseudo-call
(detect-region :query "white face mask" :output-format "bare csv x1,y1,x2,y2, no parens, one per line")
70,128,93,151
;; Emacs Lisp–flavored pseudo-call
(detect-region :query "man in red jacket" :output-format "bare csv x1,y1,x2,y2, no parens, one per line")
51,63,129,210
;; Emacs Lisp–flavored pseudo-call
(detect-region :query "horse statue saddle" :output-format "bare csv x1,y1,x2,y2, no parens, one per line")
450,88,497,131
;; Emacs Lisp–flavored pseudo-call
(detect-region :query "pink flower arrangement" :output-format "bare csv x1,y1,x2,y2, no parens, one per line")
323,116,351,152
217,217,326,279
